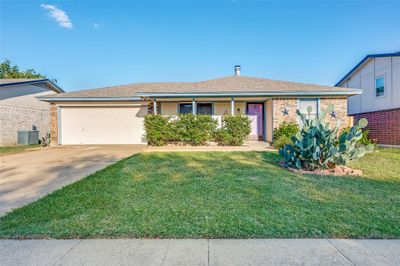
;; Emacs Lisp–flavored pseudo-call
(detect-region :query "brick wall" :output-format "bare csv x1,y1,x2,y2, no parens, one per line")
0,105,50,146
320,98,352,129
49,103,58,146
272,97,351,138
272,98,298,129
353,108,400,145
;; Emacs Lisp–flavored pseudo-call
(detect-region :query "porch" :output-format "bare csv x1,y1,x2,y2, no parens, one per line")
149,97,273,142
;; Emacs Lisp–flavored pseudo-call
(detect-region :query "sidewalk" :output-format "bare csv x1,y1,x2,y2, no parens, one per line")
1,239,399,266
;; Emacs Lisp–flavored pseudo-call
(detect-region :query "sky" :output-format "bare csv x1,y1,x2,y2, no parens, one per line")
1,0,399,92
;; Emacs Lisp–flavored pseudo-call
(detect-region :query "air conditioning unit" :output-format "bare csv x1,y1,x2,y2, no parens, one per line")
17,130,39,145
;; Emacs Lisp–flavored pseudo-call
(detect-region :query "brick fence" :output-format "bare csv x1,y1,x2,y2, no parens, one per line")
353,108,400,145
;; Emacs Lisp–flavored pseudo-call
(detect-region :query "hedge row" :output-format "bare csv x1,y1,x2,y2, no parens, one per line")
144,114,251,146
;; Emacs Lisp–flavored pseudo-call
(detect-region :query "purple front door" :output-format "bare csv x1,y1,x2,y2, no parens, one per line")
247,103,263,139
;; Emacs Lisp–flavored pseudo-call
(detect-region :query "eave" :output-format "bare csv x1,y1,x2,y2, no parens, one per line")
136,90,362,98
37,97,142,102
0,79,64,93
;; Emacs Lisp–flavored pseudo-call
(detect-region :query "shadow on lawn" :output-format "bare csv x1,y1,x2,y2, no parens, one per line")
1,150,400,239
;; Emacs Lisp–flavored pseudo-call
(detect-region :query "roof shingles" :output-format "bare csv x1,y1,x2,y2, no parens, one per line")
42,76,360,99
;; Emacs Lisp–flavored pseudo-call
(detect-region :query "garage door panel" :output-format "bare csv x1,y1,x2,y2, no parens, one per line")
60,107,146,144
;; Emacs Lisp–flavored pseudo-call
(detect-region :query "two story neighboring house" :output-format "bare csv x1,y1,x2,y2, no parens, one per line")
0,79,64,146
336,52,400,146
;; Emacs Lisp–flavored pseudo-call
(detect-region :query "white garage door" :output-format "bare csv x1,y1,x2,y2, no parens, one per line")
60,106,147,144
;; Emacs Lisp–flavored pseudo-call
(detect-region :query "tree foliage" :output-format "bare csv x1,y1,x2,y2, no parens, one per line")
0,59,46,79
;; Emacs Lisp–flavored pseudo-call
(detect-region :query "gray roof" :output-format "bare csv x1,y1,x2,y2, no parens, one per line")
0,78,42,85
0,78,64,93
39,76,361,101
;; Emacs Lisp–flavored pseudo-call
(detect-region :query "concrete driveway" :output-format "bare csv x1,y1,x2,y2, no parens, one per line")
0,145,146,216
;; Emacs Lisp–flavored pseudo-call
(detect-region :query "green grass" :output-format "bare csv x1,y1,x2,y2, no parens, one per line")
0,149,399,239
0,144,40,156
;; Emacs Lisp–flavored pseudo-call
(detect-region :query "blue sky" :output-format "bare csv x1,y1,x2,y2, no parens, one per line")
1,0,399,92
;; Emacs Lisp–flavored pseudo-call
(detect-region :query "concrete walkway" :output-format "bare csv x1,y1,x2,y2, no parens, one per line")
0,145,145,216
1,239,399,266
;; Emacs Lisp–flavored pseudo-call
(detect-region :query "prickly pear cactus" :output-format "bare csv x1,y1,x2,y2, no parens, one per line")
279,104,373,170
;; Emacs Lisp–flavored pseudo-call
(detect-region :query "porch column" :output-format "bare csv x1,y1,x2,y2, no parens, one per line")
192,98,196,115
153,98,157,114
231,97,235,115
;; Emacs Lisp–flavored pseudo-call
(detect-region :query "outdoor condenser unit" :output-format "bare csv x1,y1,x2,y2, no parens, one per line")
17,130,39,145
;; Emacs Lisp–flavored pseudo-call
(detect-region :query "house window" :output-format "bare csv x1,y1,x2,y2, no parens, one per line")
375,76,385,97
179,103,193,114
197,103,213,115
298,99,318,119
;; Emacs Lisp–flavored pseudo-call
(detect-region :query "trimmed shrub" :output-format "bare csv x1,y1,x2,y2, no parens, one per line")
144,115,170,146
273,121,299,140
273,135,293,149
172,114,218,145
273,121,299,149
144,114,218,146
215,115,251,146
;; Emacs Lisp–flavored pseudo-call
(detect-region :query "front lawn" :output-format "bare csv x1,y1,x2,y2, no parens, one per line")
0,149,399,239
0,144,40,156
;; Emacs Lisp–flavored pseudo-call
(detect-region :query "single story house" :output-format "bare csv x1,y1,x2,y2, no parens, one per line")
336,52,400,145
38,66,361,145
0,78,63,146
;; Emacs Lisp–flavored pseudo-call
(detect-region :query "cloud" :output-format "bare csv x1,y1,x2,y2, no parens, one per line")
41,4,73,29
92,22,100,29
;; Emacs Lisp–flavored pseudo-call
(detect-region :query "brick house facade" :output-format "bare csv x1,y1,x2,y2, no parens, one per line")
49,103,58,145
272,97,351,133
353,108,400,145
48,97,351,146
40,68,360,145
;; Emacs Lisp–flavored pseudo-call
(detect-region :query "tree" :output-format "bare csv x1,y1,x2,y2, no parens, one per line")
0,59,46,79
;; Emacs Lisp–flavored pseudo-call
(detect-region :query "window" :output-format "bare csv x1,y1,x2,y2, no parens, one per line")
197,103,213,115
298,99,318,119
179,103,192,114
375,76,385,97
179,103,213,114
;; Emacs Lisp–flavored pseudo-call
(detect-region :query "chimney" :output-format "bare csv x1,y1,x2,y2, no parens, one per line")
234,65,241,76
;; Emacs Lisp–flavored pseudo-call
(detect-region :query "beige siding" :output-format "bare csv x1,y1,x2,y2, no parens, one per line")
266,99,273,142
393,57,400,107
214,102,230,115
0,84,55,110
161,102,177,115
340,56,400,114
214,102,245,115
